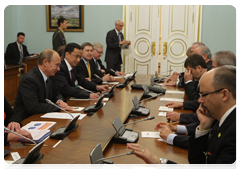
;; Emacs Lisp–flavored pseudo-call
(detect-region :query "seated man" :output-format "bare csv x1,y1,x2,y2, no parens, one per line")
5,32,38,65
4,97,32,145
164,42,206,87
54,43,109,99
192,45,212,70
92,42,126,76
76,42,115,85
14,49,72,121
127,66,236,164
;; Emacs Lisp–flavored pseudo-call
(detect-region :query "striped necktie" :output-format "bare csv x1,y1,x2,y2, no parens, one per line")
87,62,91,78
19,44,23,65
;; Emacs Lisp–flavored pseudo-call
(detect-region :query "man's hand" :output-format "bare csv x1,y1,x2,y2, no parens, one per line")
7,129,33,142
163,79,177,86
89,93,100,99
100,69,106,74
96,85,109,91
166,111,181,122
165,102,183,108
56,100,73,111
116,71,126,76
196,104,215,130
7,122,21,132
184,69,193,82
85,77,91,81
102,74,115,82
120,40,128,45
126,143,161,164
155,121,177,132
160,126,174,140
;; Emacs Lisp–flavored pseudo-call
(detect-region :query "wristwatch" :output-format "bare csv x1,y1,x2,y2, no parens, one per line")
160,158,168,164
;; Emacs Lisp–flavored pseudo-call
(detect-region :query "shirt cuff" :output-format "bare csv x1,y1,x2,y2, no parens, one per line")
166,133,177,145
195,125,210,138
176,125,188,135
185,80,193,84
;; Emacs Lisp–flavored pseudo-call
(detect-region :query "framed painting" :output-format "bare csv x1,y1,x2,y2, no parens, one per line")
46,5,84,32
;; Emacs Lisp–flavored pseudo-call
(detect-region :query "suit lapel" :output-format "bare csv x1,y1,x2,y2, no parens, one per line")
34,66,47,99
62,60,73,85
14,42,21,58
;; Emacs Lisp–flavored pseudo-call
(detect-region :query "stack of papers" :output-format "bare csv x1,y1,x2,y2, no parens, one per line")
160,98,184,102
158,106,174,112
41,112,86,120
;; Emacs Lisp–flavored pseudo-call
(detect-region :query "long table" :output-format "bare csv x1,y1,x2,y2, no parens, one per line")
4,74,192,164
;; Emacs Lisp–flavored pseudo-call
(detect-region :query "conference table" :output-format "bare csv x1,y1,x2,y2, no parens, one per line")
4,74,192,164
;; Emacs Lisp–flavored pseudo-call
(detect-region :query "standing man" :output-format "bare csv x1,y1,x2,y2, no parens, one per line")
52,18,68,51
55,43,108,99
14,49,72,121
105,19,131,71
5,32,38,65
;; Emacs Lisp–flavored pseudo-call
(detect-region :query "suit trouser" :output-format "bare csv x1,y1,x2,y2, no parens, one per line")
106,54,122,71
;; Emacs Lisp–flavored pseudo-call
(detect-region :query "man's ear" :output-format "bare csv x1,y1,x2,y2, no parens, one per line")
42,58,49,66
221,89,230,102
202,54,208,61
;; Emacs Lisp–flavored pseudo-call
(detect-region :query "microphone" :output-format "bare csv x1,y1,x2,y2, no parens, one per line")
160,69,173,74
110,69,126,79
90,143,135,164
93,150,135,164
139,93,163,103
45,99,74,119
121,65,134,73
94,74,113,87
4,127,37,145
78,85,100,97
124,116,155,126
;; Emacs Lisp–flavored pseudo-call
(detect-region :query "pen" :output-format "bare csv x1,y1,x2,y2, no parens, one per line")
166,121,179,126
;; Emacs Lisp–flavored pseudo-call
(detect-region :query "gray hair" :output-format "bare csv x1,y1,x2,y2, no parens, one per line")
212,50,236,66
212,66,236,99
196,45,212,59
186,46,192,57
115,19,123,25
192,42,205,46
92,42,103,49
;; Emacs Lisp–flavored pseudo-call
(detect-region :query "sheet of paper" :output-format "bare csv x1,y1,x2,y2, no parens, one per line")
41,113,86,120
123,46,132,56
141,131,160,138
22,121,56,130
102,82,119,85
158,112,167,116
72,107,85,111
165,90,185,94
160,98,184,102
103,98,109,102
94,102,106,106
69,97,96,101
158,106,174,112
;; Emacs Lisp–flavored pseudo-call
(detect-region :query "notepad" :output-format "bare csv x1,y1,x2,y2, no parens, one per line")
158,106,174,112
160,98,184,102
158,112,167,116
165,90,185,94
142,131,160,138
41,113,86,120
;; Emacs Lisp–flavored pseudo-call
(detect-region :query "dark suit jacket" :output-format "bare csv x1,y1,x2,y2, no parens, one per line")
188,108,236,164
180,112,199,124
206,60,212,70
52,28,66,51
14,66,63,121
54,59,97,99
183,99,200,112
5,42,30,65
4,97,22,145
105,29,123,65
76,59,104,85
94,59,116,76
184,81,200,100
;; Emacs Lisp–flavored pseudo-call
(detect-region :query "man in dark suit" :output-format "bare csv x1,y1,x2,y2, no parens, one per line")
14,49,72,121
52,18,68,51
5,32,38,65
127,66,236,164
54,43,108,99
4,97,32,145
76,42,115,85
92,42,126,76
105,19,131,71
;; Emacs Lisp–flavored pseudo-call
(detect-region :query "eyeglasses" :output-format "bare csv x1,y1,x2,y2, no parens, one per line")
71,53,81,59
94,49,103,55
199,88,225,99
